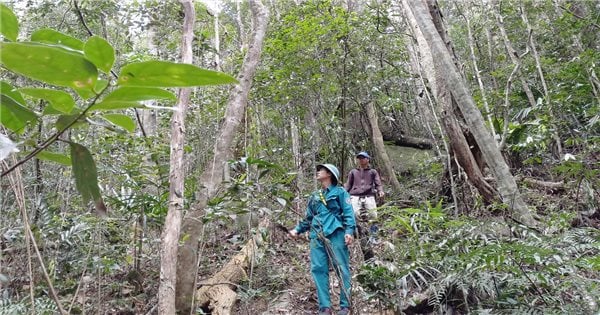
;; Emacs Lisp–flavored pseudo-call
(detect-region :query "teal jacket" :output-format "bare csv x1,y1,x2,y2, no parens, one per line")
294,184,356,239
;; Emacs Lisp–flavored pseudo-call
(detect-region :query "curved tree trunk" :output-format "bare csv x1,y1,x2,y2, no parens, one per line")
364,101,402,192
403,0,537,226
175,1,269,312
158,1,195,313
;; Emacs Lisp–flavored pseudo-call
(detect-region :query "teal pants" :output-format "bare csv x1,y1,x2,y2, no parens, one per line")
310,228,351,309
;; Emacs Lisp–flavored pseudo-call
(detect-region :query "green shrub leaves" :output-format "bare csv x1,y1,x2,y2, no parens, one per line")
0,4,237,216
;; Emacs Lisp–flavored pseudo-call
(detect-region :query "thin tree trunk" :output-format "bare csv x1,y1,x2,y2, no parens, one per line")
158,0,195,313
214,9,221,71
403,0,537,226
236,0,246,51
460,4,496,141
364,101,402,192
519,4,562,156
492,1,537,109
175,1,269,312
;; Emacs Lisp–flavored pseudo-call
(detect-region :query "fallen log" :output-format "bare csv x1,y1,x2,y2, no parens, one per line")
391,135,434,150
195,217,270,314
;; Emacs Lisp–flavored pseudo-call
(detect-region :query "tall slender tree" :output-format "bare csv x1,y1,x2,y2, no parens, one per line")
175,0,269,312
158,0,196,313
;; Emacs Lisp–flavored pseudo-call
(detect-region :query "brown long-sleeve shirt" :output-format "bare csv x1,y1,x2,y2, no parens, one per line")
344,167,382,196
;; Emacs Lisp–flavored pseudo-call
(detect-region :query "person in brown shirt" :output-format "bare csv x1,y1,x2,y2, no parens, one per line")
344,152,384,248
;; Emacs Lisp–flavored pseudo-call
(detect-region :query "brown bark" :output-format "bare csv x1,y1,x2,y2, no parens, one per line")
175,1,269,312
365,101,402,192
441,111,497,203
194,218,270,314
403,0,537,226
158,1,195,313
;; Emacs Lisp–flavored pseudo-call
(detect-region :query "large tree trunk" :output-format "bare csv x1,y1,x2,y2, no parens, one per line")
364,101,402,192
175,1,269,312
403,0,537,226
158,1,195,313
403,0,493,206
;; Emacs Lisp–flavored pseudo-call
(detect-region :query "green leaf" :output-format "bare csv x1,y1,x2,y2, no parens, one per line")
19,88,75,114
0,42,98,96
31,29,84,51
84,36,114,73
89,101,143,111
102,113,135,132
103,86,177,102
70,142,107,216
0,4,18,41
117,61,237,87
0,94,38,133
55,114,84,130
94,79,109,93
1,81,26,104
35,150,71,166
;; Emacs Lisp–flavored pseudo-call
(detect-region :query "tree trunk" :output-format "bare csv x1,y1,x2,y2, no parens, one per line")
492,1,537,109
175,1,269,312
158,0,195,313
403,0,492,206
460,4,496,140
519,4,562,156
403,0,537,226
364,101,402,192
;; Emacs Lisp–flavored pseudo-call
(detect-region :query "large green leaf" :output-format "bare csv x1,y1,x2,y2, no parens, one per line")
0,94,38,133
103,86,176,102
19,88,75,114
102,113,135,132
0,4,18,41
31,29,84,51
35,150,71,166
70,142,106,216
84,36,114,73
0,42,97,95
117,61,237,87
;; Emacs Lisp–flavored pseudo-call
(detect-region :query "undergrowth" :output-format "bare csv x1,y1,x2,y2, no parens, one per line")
357,202,600,314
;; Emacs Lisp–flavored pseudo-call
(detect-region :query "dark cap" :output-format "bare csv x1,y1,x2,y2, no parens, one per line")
356,151,370,159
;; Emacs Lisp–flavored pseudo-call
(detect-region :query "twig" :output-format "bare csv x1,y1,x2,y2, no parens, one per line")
1,92,105,177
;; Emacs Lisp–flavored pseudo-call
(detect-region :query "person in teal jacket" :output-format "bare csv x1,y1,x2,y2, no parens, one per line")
289,163,356,315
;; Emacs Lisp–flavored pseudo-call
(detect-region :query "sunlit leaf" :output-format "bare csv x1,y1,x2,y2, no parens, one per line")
0,4,18,41
84,36,114,73
0,42,97,95
0,94,38,133
35,150,71,166
31,29,84,51
19,88,75,114
102,113,135,132
70,142,106,216
102,86,176,102
117,60,237,87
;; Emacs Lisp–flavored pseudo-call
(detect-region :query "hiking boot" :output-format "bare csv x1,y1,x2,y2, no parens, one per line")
338,307,350,315
318,307,332,315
